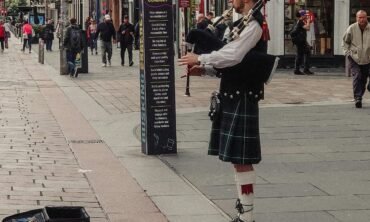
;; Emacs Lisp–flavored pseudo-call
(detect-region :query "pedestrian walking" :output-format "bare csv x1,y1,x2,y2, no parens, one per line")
63,18,84,77
4,20,11,49
290,10,314,75
118,15,134,66
95,14,116,67
0,21,5,53
21,20,33,53
85,16,91,31
179,0,271,221
342,10,370,108
87,19,98,55
43,19,55,51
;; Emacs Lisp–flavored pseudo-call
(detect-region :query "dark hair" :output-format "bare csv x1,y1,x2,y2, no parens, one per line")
207,11,214,17
70,18,77,24
296,11,301,18
124,15,129,19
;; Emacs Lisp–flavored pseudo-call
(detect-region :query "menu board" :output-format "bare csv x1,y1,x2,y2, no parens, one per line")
140,0,177,155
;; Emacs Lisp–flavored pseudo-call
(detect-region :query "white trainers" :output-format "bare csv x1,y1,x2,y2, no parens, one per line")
102,63,106,67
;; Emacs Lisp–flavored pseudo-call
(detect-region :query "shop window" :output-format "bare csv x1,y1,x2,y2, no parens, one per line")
350,0,370,24
284,0,334,56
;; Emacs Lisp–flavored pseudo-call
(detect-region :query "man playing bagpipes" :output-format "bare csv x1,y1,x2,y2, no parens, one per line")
179,0,276,221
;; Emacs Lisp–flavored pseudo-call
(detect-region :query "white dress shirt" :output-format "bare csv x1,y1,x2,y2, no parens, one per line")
198,19,263,70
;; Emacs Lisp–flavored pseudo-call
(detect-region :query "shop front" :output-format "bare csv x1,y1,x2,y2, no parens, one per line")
266,0,352,68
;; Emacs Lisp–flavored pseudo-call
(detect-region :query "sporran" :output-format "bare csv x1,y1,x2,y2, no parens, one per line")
209,91,221,122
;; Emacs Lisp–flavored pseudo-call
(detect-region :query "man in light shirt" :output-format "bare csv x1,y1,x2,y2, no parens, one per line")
179,0,268,221
342,10,370,108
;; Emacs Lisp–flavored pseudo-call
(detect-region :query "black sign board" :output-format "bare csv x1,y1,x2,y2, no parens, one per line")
139,0,177,155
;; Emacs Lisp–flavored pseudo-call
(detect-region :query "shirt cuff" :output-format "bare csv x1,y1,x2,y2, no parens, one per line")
198,54,209,65
203,65,217,77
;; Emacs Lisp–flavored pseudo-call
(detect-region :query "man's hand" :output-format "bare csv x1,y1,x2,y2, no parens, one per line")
178,53,200,67
189,65,205,76
180,65,205,78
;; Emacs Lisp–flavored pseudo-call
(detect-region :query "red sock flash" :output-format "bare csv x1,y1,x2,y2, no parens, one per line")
241,184,254,195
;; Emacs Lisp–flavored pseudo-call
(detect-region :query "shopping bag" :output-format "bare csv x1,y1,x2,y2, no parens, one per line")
75,53,82,68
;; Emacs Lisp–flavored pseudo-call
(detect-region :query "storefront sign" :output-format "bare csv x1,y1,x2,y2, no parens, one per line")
139,0,177,155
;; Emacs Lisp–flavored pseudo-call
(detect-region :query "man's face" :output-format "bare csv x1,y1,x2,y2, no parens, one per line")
124,18,128,24
357,12,368,27
233,0,245,14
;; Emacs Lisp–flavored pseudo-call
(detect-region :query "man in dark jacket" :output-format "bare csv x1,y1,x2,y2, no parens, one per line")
118,15,134,66
43,19,55,51
292,10,314,75
63,18,84,77
95,14,116,67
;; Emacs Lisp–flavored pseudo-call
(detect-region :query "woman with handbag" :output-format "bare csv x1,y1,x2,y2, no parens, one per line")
22,20,33,53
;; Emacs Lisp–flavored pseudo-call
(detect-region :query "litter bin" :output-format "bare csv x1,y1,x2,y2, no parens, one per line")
2,206,90,222
79,30,89,74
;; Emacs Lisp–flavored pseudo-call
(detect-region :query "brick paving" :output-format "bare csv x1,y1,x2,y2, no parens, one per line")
33,41,355,115
72,70,354,113
0,43,107,221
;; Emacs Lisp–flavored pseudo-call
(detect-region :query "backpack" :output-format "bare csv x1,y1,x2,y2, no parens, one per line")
289,21,305,45
69,27,82,52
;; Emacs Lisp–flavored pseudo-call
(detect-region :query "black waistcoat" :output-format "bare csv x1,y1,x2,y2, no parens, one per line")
218,11,266,101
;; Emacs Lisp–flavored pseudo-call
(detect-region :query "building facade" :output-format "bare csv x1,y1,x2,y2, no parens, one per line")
267,0,370,68
198,0,370,68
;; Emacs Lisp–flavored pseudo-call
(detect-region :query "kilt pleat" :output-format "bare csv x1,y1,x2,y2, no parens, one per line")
208,92,261,164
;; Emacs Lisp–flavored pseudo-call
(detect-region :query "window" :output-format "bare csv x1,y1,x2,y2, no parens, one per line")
350,0,370,24
284,0,334,56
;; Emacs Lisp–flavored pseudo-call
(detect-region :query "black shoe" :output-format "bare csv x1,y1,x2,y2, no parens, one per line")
304,69,314,75
129,61,134,66
294,70,304,75
355,99,362,108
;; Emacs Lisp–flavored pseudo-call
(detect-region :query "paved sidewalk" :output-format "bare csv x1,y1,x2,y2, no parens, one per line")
5,36,370,222
0,41,106,221
1,38,171,222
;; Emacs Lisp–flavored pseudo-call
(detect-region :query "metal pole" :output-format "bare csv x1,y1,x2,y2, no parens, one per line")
183,7,190,97
176,0,180,58
59,0,68,75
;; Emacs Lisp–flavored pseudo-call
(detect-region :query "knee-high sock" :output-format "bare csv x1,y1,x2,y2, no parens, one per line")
235,170,256,222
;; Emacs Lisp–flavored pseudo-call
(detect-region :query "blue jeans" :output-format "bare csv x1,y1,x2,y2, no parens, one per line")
101,41,112,64
22,34,32,51
67,50,77,74
46,39,53,51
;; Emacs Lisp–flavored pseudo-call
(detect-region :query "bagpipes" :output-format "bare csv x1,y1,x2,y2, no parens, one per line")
185,0,278,85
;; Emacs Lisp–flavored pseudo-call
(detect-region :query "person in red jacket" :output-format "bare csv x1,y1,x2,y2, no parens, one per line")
0,21,5,53
22,20,33,53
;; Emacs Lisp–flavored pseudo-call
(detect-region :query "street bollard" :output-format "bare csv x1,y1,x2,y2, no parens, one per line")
38,39,44,64
78,30,89,74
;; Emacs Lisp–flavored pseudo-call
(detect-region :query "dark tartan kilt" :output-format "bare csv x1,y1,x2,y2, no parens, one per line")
208,92,261,164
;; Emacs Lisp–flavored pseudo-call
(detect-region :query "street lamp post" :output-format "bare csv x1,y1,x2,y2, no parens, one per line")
59,0,68,75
